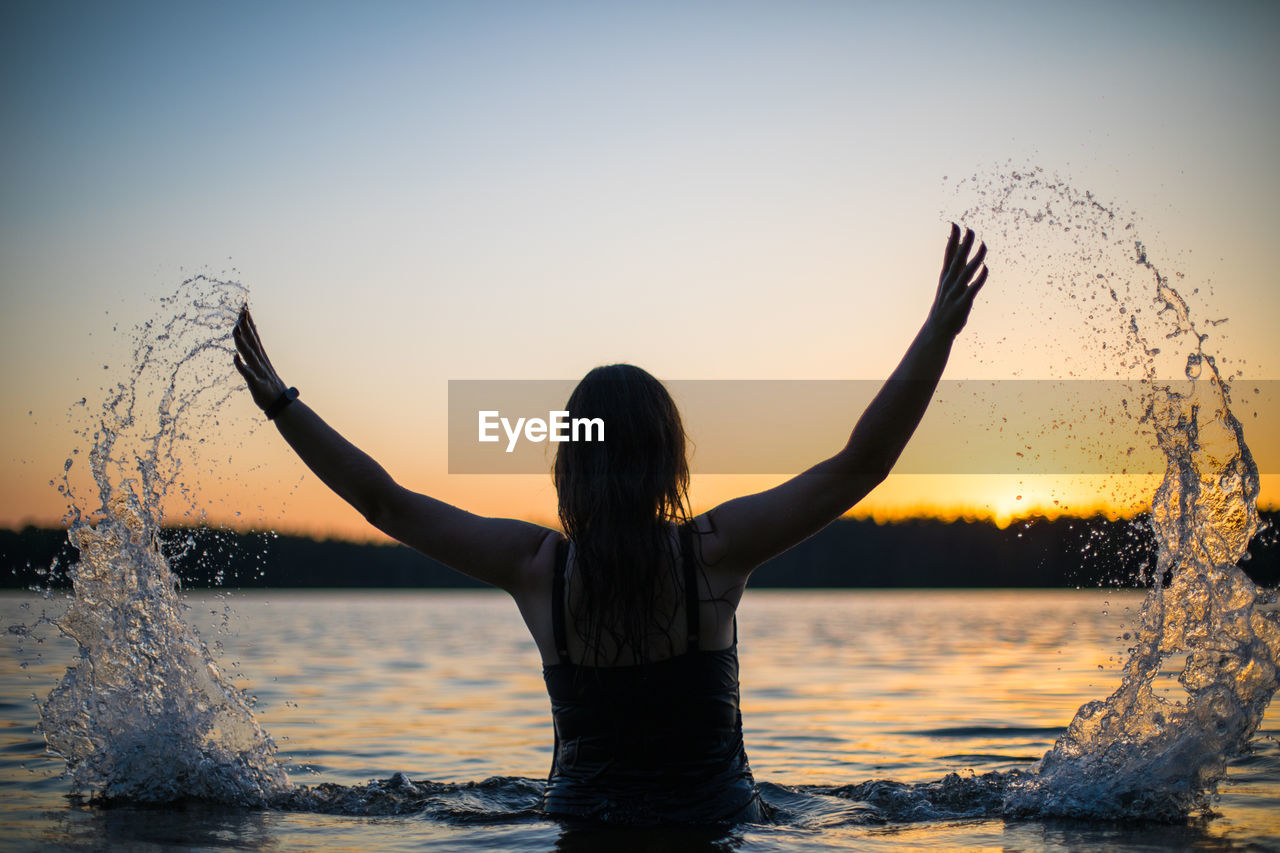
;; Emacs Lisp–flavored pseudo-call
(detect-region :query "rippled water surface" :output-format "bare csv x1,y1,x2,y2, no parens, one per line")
3,588,1277,851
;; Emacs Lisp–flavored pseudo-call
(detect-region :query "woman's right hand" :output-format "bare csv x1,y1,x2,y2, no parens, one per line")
926,223,988,338
232,306,289,413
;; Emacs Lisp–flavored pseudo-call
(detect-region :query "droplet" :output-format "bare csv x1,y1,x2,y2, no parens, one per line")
1185,353,1203,380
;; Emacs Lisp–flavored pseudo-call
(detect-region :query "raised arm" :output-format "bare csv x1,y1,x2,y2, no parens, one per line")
232,308,552,592
697,224,987,579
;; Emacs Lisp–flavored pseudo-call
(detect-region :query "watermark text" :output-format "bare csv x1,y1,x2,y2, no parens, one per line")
478,410,605,453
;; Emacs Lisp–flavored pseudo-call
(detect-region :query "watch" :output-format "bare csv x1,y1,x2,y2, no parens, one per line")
265,386,300,420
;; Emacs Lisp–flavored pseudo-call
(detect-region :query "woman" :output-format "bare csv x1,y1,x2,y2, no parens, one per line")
232,224,987,825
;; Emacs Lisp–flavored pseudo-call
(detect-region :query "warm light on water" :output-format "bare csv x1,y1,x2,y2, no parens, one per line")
3,590,1277,850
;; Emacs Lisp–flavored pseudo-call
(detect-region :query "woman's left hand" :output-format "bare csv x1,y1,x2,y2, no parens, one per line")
232,306,289,413
927,223,988,338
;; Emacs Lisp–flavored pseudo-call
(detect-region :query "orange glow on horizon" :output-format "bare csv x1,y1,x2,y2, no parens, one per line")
5,473,1259,542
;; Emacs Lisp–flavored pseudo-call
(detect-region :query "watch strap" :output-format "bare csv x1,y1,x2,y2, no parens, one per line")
265,386,299,420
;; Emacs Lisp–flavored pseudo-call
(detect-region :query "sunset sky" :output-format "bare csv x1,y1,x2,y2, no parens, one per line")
2,1,1277,540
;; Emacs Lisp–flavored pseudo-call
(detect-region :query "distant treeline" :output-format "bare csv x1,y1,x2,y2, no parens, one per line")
3,512,1277,590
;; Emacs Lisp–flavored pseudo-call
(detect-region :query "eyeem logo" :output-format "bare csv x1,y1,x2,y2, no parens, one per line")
449,379,1280,475
478,410,604,453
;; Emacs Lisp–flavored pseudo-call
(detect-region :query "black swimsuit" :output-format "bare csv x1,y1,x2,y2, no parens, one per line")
541,527,766,825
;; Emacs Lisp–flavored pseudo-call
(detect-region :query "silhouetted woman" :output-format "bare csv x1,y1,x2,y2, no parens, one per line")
232,224,987,825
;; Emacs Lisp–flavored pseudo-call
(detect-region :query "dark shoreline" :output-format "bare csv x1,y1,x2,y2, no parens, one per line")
4,511,1277,590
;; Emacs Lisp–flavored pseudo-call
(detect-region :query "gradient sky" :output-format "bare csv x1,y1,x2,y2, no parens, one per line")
3,0,1278,539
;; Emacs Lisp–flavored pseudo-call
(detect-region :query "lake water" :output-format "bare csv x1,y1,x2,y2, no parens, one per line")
3,587,1277,851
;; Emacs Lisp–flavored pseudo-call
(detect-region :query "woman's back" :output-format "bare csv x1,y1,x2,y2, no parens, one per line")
540,531,766,825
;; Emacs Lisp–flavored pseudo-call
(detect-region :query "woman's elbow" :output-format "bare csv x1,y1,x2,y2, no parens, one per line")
824,463,890,515
835,447,895,488
359,502,387,529
355,487,399,532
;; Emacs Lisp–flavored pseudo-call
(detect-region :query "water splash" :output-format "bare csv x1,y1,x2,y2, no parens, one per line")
27,174,1275,823
950,165,1278,820
38,276,288,804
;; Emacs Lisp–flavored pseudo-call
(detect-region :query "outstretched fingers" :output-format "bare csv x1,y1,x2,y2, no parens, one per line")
244,307,264,351
941,225,986,295
232,332,262,382
234,306,274,373
944,227,976,286
232,312,270,391
941,222,961,275
965,265,989,302
249,313,279,375
232,307,289,410
961,241,987,286
232,317,256,368
930,224,989,336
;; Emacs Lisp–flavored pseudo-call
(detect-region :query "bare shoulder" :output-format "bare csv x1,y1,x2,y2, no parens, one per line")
506,529,565,664
686,512,752,598
507,526,562,598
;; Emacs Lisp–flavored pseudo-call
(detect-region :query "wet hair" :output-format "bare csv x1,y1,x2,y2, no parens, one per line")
553,364,691,664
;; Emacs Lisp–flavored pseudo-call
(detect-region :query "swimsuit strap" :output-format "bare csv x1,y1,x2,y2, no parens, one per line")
680,524,699,652
552,537,570,665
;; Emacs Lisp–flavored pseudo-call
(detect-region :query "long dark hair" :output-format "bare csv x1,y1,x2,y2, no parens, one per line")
553,364,691,664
